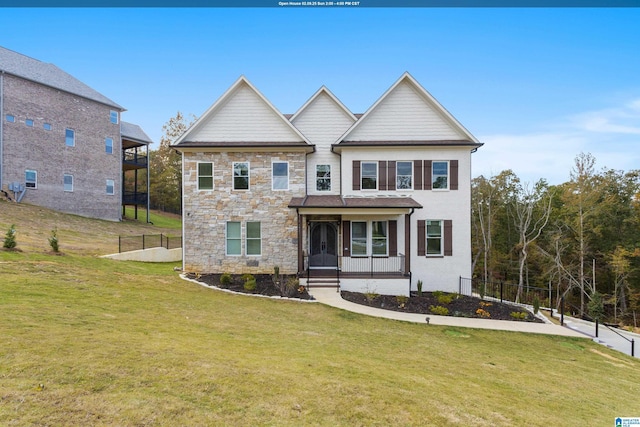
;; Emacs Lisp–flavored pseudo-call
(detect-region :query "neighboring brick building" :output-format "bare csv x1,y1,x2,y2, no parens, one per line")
174,74,483,296
0,46,152,221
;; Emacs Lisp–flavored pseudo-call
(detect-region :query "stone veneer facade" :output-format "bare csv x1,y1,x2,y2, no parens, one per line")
182,150,306,275
2,74,121,221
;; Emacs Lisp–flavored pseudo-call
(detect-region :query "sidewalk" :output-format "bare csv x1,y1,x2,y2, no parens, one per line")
309,288,585,338
561,314,639,358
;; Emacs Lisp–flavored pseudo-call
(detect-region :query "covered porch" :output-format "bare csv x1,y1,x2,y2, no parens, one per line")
289,195,422,294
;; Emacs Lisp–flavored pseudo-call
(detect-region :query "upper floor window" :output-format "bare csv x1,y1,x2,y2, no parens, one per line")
226,221,241,256
198,162,213,190
110,110,118,124
426,220,443,255
64,174,74,192
106,179,115,195
246,221,261,256
25,170,37,189
432,161,449,190
361,162,377,190
25,119,34,127
396,161,413,190
43,123,52,131
272,161,288,190
316,165,331,192
65,128,75,147
5,114,15,123
233,162,249,190
105,137,113,154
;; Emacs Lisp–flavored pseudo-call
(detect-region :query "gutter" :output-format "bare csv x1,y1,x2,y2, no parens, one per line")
0,71,4,191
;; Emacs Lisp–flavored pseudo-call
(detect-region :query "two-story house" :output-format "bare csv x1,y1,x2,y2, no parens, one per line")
174,73,481,296
0,46,151,221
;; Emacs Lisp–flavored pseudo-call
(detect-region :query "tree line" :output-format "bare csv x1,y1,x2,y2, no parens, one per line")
472,152,640,326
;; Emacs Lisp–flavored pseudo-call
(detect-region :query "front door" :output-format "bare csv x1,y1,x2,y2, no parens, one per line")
309,222,338,268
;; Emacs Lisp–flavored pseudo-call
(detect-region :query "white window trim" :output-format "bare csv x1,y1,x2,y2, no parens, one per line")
233,162,250,191
396,161,413,191
316,164,331,192
246,221,262,256
197,161,214,191
25,118,34,127
25,169,37,189
6,114,15,123
63,174,74,192
271,161,289,191
105,137,113,154
426,220,444,256
226,221,242,256
65,128,75,147
432,160,450,191
106,179,115,195
110,110,119,124
43,123,52,131
350,220,388,257
361,161,378,191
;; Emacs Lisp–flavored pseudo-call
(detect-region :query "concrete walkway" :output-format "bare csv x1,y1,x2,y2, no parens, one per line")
309,288,586,338
561,315,639,358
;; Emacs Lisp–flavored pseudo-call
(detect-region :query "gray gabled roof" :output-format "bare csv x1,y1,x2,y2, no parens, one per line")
121,121,153,145
0,46,124,110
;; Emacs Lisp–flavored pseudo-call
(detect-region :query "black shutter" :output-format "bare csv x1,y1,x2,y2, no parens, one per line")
450,160,458,190
424,160,432,190
389,220,397,256
417,220,425,256
414,160,423,190
444,220,453,256
343,221,351,257
352,161,360,191
388,161,396,191
379,161,387,191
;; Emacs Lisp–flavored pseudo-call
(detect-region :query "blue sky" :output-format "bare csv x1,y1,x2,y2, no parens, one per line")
1,7,639,184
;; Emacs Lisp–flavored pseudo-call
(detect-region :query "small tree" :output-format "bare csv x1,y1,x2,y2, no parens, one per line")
48,228,59,252
3,224,16,249
588,292,605,322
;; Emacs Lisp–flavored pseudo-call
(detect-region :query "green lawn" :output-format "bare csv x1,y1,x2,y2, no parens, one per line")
123,206,182,230
1,203,639,425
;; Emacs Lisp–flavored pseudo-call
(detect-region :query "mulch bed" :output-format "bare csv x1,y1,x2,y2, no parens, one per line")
187,273,313,300
341,290,543,322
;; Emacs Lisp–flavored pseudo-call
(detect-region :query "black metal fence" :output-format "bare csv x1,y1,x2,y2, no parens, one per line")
461,277,550,307
118,234,182,253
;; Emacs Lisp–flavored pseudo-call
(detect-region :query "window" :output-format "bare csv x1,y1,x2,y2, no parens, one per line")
396,161,413,190
105,137,113,154
65,128,75,147
6,114,15,123
272,161,288,190
361,162,377,190
426,220,443,255
371,221,388,256
351,222,367,256
316,165,331,191
226,221,241,256
43,123,52,131
198,162,213,190
64,174,73,192
432,161,449,189
25,119,34,127
25,170,37,189
233,162,249,190
110,110,119,124
246,222,261,255
106,179,115,195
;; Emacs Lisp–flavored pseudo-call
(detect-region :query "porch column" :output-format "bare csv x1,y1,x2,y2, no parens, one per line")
405,213,411,274
297,212,303,275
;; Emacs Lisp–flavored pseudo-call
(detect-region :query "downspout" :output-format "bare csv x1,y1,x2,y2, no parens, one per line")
407,207,416,296
146,142,150,223
0,71,4,192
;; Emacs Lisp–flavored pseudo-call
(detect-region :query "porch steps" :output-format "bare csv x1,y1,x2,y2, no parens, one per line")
305,278,340,288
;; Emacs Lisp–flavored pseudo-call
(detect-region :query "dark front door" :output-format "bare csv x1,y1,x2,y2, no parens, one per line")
309,222,338,268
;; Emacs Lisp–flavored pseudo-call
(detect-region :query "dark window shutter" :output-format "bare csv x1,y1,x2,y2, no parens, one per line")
352,161,360,191
414,160,423,190
379,161,387,191
444,220,453,256
388,161,396,191
424,160,432,190
389,220,397,256
450,160,458,190
417,220,425,256
343,220,351,257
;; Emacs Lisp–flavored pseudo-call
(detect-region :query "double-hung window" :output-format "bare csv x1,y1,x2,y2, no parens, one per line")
110,110,119,124
25,119,34,127
351,221,388,256
6,114,15,123
396,161,413,190
105,137,113,154
426,220,443,255
371,221,388,256
361,162,377,190
65,128,75,147
25,170,37,189
432,161,449,190
351,222,368,256
63,174,73,192
198,162,213,190
246,222,261,255
233,162,249,190
106,179,115,195
43,123,52,131
316,165,331,191
272,161,288,190
226,221,241,256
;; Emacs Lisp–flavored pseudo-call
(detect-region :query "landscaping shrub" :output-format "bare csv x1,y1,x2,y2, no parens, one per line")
284,276,299,297
396,295,408,308
416,280,423,297
510,312,527,320
436,292,456,305
241,273,255,283
3,224,16,249
48,228,59,252
429,305,449,316
220,273,232,286
244,278,257,292
533,295,540,314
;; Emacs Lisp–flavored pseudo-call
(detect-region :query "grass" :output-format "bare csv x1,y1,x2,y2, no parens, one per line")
1,202,640,425
123,206,182,230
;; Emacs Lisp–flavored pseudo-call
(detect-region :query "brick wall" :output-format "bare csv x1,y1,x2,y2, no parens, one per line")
2,74,121,221
182,150,306,275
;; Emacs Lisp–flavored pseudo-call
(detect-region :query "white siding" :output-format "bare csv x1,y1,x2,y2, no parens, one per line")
189,83,303,143
292,92,354,195
346,81,465,142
